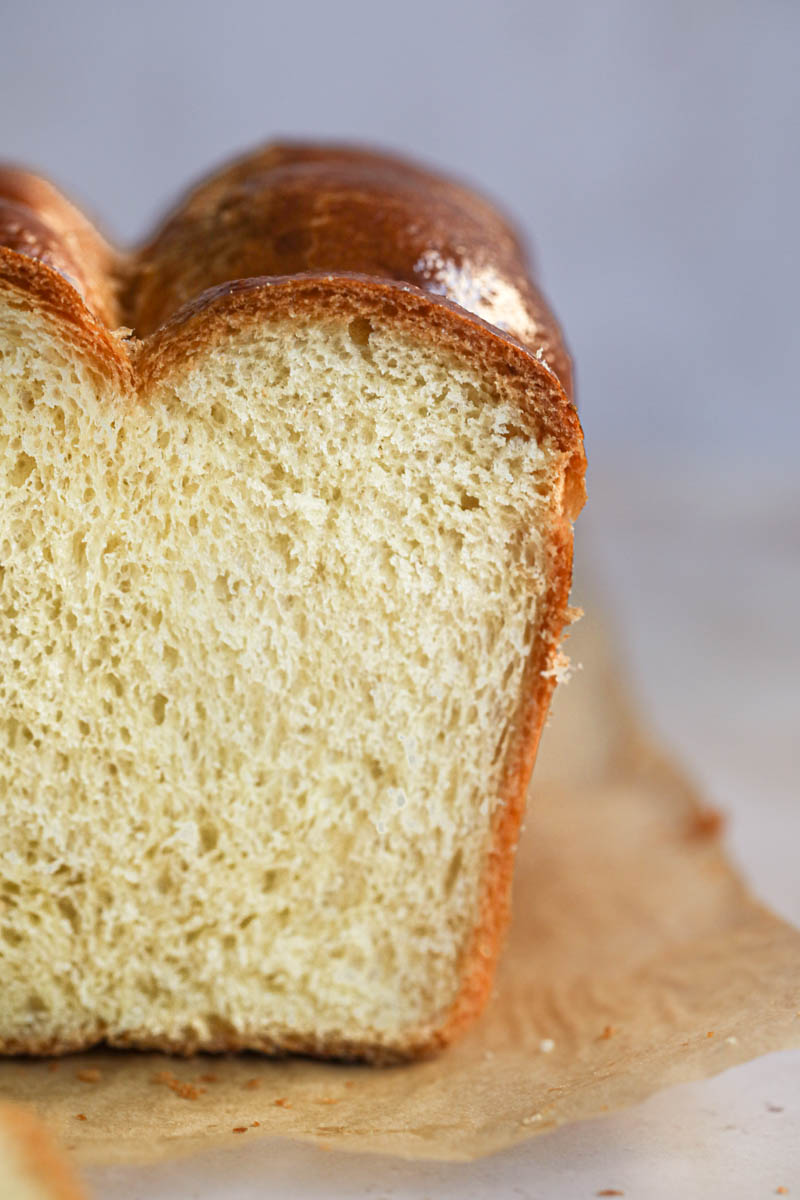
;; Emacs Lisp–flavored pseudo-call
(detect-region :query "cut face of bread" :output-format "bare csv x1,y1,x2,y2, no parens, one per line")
0,146,584,1060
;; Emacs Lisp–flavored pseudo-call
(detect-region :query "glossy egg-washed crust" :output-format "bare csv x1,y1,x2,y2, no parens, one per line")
0,143,585,1062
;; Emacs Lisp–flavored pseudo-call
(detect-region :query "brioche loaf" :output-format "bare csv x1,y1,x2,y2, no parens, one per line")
0,1104,86,1200
0,143,585,1060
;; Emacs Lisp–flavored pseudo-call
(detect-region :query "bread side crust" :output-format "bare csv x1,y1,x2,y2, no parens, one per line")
0,144,585,1062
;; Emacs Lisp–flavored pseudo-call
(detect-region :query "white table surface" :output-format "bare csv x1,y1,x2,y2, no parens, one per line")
84,462,800,1199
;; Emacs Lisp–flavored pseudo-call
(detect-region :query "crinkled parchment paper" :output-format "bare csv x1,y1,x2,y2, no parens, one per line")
1,603,798,1164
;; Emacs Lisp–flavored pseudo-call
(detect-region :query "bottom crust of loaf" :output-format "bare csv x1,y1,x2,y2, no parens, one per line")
0,1028,444,1066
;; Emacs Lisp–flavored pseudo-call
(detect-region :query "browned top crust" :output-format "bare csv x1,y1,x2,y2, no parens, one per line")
0,167,119,328
127,143,574,396
0,141,584,507
0,141,576,400
0,141,583,492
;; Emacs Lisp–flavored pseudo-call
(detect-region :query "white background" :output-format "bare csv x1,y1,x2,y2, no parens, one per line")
1,1,798,1194
1,0,798,472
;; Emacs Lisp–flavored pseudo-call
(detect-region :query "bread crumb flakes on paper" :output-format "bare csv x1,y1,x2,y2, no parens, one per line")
152,1070,205,1100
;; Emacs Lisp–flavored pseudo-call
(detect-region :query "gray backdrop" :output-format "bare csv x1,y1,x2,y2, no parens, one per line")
1,0,797,473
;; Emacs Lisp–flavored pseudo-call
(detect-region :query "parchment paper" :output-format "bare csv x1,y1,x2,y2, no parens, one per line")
1,603,798,1164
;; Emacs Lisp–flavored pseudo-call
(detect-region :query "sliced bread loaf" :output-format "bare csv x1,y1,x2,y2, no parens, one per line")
0,144,585,1060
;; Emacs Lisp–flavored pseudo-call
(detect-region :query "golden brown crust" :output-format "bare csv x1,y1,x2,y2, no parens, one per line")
0,169,131,391
0,1027,432,1066
437,501,576,1048
0,252,133,394
0,168,119,328
0,141,585,1062
127,142,573,393
0,1103,86,1199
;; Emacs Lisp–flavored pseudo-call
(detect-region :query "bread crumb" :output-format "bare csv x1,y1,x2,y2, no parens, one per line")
706,1031,715,1038
725,1036,738,1045
77,1068,101,1083
541,651,574,684
539,1038,555,1053
198,1073,218,1083
75,1114,87,1121
251,1120,260,1127
152,1070,206,1100
244,1078,261,1090
689,806,724,839
232,1126,247,1134
274,1097,291,1108
599,1025,616,1040
316,1097,341,1105
776,1188,789,1195
596,1191,624,1197
522,1112,542,1125
344,1080,356,1088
